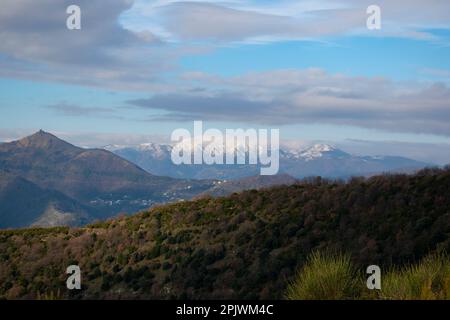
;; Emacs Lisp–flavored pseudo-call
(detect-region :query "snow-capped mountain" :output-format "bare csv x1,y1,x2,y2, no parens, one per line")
104,142,170,152
281,144,350,161
108,142,431,180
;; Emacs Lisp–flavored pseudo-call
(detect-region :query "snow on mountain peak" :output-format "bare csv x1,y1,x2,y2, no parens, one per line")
137,142,170,151
299,144,335,161
308,143,335,153
105,141,342,162
103,144,127,152
284,143,336,161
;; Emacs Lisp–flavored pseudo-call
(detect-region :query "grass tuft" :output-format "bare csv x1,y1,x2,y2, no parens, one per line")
381,253,450,300
285,250,360,300
287,251,450,300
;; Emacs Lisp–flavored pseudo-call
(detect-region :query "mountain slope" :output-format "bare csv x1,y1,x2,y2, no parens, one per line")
0,168,448,299
0,172,91,228
0,131,217,223
0,131,173,200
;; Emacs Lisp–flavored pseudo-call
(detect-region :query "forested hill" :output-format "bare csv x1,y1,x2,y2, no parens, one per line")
0,168,449,299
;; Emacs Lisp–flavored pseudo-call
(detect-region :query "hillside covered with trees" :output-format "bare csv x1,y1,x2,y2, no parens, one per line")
0,168,449,299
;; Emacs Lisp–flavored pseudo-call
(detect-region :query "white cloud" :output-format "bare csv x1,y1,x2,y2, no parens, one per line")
0,0,183,91
125,0,450,43
128,68,450,136
1,0,449,140
1,0,449,90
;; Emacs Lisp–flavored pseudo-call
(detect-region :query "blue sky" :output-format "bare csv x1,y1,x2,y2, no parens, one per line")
1,0,450,164
180,36,450,80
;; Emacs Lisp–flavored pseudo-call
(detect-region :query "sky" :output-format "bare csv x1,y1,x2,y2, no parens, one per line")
0,0,450,164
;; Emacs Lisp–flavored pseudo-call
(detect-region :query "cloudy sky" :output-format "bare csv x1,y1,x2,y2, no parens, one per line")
1,0,450,164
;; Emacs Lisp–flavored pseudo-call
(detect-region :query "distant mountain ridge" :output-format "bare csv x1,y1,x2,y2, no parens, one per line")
107,142,430,180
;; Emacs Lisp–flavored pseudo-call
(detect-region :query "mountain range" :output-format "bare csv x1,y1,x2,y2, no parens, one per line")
0,131,433,229
0,131,219,228
0,131,298,228
106,142,430,180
